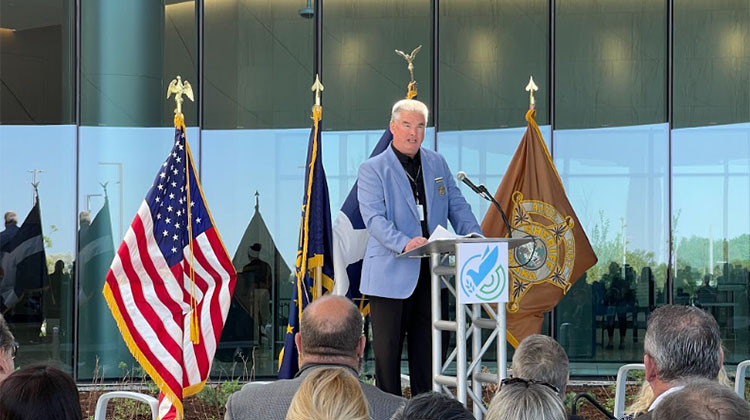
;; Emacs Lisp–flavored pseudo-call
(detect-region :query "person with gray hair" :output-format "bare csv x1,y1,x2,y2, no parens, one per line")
358,98,481,396
224,295,404,420
0,314,16,383
390,392,475,420
486,378,567,420
652,380,750,420
635,304,723,419
511,334,569,400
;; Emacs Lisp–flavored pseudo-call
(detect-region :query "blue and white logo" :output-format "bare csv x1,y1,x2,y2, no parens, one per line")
457,242,508,304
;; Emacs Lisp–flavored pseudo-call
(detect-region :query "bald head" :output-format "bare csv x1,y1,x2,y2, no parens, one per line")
299,296,364,363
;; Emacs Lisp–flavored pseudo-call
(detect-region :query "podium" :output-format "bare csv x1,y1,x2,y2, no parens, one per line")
399,237,531,419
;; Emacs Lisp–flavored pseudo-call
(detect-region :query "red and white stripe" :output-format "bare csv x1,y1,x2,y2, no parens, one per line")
105,201,235,417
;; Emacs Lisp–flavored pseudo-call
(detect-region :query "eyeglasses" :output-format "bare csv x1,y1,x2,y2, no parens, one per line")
500,377,560,395
4,341,18,360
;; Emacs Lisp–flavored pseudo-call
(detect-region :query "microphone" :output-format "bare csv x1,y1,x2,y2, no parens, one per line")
456,171,513,238
456,171,484,196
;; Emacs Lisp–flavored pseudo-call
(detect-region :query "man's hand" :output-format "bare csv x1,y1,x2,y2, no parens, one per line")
404,236,428,252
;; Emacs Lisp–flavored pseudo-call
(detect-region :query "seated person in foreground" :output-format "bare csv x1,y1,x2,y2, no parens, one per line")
390,391,475,420
511,334,584,419
285,366,369,420
224,295,404,420
486,378,567,420
652,379,750,420
0,363,82,420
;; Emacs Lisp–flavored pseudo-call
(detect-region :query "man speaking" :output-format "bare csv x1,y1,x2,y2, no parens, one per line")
357,99,482,396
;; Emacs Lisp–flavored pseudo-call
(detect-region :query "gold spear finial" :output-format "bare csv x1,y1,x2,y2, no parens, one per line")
395,45,422,99
311,74,324,121
166,75,195,115
525,76,539,110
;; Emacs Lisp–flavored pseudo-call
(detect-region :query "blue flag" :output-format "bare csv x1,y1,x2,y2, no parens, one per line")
279,108,335,379
332,127,393,316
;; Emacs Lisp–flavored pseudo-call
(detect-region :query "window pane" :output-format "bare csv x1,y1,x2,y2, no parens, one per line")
554,0,668,375
203,0,313,129
554,125,669,373
323,0,432,131
203,0,314,378
673,0,750,366
674,0,750,128
0,0,75,123
555,0,666,129
81,1,197,127
439,0,549,131
0,125,77,372
201,128,306,378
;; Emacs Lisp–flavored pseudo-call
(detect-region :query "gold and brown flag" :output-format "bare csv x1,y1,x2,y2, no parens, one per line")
481,109,597,347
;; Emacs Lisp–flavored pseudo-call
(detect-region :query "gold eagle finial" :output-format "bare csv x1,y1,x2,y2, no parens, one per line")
166,75,195,115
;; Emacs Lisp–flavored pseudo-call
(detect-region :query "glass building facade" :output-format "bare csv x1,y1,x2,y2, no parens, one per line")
0,0,748,381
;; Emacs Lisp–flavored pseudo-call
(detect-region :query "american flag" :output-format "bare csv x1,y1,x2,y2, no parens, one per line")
103,116,236,420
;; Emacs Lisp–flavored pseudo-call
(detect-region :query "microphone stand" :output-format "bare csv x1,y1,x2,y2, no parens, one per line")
477,185,513,239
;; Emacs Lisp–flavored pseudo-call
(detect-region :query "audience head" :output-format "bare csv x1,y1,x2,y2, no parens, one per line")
296,295,365,370
390,391,474,420
3,212,17,227
0,315,15,383
511,334,569,400
486,378,566,420
285,366,369,420
652,380,750,420
643,305,722,394
0,363,82,420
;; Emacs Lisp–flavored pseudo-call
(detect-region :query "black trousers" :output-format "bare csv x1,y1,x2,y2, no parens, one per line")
370,259,447,397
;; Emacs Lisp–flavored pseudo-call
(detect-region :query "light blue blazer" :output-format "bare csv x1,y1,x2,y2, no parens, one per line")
357,145,482,299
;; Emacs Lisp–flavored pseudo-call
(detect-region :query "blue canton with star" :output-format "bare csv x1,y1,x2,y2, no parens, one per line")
144,127,211,267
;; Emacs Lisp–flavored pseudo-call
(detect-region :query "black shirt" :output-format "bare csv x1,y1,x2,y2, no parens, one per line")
391,143,429,237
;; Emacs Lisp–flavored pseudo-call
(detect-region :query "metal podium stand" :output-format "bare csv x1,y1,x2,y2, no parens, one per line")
399,237,531,419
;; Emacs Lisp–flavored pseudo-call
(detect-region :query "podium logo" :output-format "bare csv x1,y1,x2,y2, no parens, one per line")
459,245,507,302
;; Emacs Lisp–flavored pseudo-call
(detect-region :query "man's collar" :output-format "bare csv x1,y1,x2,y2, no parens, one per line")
391,143,420,164
648,385,685,411
295,363,359,379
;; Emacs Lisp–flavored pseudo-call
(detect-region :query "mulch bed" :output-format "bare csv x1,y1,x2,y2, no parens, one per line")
79,384,635,420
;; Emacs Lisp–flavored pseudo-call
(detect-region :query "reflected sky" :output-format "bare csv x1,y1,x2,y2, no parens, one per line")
0,125,77,256
1,122,748,275
554,123,669,260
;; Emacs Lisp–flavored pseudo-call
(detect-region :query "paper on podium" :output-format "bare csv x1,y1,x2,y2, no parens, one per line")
428,225,484,241
397,226,528,258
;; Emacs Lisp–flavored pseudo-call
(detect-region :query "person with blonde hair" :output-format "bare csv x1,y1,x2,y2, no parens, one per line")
225,295,403,420
286,367,370,420
486,378,567,420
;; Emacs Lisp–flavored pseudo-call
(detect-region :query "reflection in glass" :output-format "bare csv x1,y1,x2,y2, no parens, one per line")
672,123,750,364
439,126,551,224
201,128,307,377
0,126,77,372
553,124,668,371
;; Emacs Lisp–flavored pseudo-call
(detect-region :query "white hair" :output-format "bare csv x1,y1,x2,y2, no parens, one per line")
390,99,429,124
